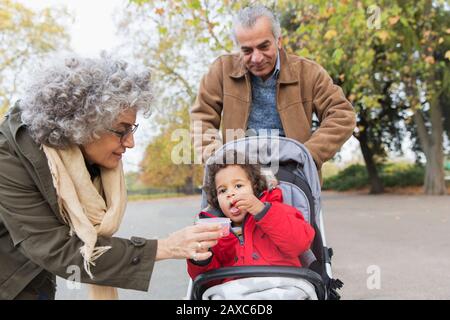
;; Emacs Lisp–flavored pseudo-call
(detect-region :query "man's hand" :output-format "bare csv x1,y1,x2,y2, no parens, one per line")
232,193,265,216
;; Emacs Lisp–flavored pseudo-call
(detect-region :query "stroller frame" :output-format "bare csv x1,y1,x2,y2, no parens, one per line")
186,136,343,300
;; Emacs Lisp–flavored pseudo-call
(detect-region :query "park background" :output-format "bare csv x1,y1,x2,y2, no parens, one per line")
1,0,449,197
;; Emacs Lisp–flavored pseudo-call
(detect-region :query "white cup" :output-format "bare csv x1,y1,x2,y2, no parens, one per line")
196,217,231,237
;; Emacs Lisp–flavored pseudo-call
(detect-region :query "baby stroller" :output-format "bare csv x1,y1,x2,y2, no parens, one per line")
186,136,343,300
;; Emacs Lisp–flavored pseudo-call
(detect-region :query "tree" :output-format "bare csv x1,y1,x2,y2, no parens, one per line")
386,0,449,195
122,0,448,194
280,0,411,193
139,106,204,193
0,0,70,117
120,0,255,191
280,0,449,195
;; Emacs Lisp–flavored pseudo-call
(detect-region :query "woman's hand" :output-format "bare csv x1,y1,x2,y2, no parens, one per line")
232,193,265,215
156,224,222,261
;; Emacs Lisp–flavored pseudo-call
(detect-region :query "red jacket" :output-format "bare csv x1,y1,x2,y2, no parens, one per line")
187,188,315,280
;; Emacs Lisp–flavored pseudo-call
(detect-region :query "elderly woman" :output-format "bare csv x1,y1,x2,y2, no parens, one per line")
0,55,221,300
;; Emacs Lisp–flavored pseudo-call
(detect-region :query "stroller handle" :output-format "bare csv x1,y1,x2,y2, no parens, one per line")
191,265,326,300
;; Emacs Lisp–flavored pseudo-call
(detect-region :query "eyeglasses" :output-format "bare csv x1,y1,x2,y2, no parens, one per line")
107,123,139,143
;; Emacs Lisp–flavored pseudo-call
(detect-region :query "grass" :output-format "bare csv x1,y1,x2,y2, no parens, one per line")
127,192,190,202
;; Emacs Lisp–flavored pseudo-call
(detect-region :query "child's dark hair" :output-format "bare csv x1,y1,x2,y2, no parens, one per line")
204,150,268,210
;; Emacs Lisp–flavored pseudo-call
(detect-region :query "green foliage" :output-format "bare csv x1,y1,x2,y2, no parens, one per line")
127,193,187,202
323,164,369,191
121,0,275,189
381,163,425,188
445,156,450,171
122,0,448,193
279,0,449,193
0,0,71,116
125,171,146,190
321,161,341,179
139,106,204,191
323,163,425,191
323,162,426,191
280,1,413,158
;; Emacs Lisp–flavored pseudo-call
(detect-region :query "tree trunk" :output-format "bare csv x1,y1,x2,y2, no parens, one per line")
414,102,447,195
183,175,195,194
358,131,384,194
423,145,446,195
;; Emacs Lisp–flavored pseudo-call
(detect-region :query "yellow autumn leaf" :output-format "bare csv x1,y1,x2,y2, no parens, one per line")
348,94,356,102
388,16,400,25
321,7,336,18
377,30,389,42
324,29,337,41
424,56,435,64
445,51,450,60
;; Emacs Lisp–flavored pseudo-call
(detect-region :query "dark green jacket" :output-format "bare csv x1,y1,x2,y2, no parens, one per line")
0,104,157,299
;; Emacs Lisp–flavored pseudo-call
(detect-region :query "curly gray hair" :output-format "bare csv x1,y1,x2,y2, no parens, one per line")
20,54,153,149
232,5,281,44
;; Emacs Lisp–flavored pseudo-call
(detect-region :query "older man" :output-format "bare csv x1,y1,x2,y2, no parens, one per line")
191,5,356,173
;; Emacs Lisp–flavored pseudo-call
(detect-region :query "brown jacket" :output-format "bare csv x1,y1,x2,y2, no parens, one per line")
190,49,356,170
0,103,157,299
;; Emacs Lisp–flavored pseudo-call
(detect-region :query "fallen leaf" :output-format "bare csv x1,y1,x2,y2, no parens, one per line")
445,51,450,60
324,29,337,40
348,94,356,102
327,7,336,15
377,30,389,42
388,16,400,25
424,56,435,64
155,7,164,15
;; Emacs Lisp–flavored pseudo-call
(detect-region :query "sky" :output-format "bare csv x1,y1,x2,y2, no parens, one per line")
20,0,127,56
16,0,416,172
19,0,155,172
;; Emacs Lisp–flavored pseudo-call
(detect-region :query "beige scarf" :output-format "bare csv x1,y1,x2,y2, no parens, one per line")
42,145,127,300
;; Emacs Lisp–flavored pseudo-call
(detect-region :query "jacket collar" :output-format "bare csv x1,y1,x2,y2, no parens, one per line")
260,187,283,203
229,48,298,84
7,102,25,139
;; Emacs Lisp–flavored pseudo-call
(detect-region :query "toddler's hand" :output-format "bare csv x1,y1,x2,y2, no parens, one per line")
232,193,265,216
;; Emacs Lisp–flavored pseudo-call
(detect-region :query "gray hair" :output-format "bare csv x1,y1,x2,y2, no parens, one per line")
232,5,281,44
20,53,153,149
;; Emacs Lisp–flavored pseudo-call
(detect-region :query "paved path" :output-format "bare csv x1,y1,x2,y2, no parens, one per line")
56,192,450,300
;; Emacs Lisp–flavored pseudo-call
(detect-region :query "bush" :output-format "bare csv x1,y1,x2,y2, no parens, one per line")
381,163,424,187
322,164,368,191
322,163,425,191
